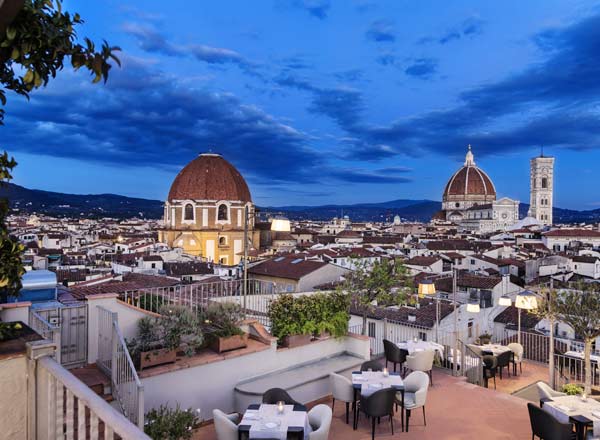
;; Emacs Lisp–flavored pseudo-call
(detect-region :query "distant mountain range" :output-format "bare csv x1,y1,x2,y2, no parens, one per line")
2,183,600,223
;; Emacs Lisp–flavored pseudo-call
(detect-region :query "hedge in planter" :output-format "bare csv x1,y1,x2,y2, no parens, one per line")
201,302,248,353
128,305,204,369
268,292,350,346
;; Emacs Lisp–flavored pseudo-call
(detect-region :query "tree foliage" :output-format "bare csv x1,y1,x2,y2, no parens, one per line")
0,0,120,298
342,258,412,334
554,283,600,394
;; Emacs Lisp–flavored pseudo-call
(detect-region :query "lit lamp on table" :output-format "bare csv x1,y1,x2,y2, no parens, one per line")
515,290,538,346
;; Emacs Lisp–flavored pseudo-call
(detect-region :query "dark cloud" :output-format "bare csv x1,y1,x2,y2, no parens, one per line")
122,23,182,56
292,0,331,19
419,16,485,45
404,58,438,79
333,69,365,83
328,168,412,184
3,58,323,185
376,53,397,66
366,20,396,42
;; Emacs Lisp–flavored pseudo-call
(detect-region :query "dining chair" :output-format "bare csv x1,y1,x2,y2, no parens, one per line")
262,388,304,408
354,388,396,440
405,350,435,385
329,372,355,425
527,402,575,440
383,339,408,374
308,404,333,440
482,355,497,390
508,342,524,375
212,409,239,440
496,350,513,379
536,382,566,407
399,371,430,433
360,359,384,372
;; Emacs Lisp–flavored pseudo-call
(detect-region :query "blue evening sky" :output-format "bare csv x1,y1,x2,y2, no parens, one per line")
4,0,600,209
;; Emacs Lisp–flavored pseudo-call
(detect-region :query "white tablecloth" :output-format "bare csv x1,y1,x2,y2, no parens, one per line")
480,344,512,356
564,351,600,363
241,404,311,440
397,340,444,357
352,371,404,396
544,395,600,433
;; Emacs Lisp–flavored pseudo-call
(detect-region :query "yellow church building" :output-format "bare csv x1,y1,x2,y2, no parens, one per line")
159,153,259,265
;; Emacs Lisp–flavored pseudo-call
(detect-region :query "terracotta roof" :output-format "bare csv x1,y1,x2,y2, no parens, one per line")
336,230,362,238
572,255,600,264
405,256,441,266
350,298,455,329
69,273,179,299
248,256,329,280
424,240,492,252
494,305,541,329
544,229,600,238
168,153,251,202
443,165,496,199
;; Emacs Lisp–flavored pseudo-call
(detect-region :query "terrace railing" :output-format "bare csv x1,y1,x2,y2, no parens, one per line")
554,353,600,390
29,310,61,362
493,328,568,364
97,306,144,429
35,353,149,440
121,279,292,327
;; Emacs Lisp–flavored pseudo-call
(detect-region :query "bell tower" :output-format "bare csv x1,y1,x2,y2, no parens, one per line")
528,151,555,225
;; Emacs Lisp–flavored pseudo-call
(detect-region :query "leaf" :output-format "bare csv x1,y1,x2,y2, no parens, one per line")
6,26,16,40
23,70,34,84
10,48,20,60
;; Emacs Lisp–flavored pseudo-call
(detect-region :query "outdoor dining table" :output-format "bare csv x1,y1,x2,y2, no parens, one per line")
237,403,311,440
544,395,600,440
480,344,512,356
397,340,444,358
351,370,405,431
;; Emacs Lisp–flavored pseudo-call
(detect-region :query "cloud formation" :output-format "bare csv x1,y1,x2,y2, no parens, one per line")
404,58,438,79
291,0,331,19
366,19,396,42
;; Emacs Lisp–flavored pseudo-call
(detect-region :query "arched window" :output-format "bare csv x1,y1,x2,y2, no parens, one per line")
219,236,227,246
218,204,228,221
541,177,548,189
184,204,194,221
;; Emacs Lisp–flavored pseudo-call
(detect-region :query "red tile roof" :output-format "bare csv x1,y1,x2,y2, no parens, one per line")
248,256,329,280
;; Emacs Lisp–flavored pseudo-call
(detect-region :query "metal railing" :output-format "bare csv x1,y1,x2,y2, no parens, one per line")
36,355,149,440
554,353,600,390
29,310,61,363
121,279,293,327
462,342,484,386
97,306,144,429
493,329,568,364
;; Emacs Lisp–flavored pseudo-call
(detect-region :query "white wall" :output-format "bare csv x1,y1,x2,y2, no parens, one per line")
140,335,369,420
0,355,27,440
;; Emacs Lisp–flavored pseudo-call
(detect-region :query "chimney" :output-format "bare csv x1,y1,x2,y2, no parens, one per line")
408,314,416,323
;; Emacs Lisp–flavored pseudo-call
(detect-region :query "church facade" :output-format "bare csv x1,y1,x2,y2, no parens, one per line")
159,153,260,265
439,147,519,233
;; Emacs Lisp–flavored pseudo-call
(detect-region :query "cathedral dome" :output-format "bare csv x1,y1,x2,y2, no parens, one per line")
443,147,496,201
168,153,252,202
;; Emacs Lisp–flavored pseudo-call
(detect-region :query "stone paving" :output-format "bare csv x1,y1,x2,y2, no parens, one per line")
193,367,536,439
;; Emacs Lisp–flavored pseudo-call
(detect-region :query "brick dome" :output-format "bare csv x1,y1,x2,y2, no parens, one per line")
443,147,496,201
168,153,251,202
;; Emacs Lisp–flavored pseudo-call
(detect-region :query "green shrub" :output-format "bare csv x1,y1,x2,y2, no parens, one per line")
268,292,350,340
144,404,201,440
137,294,167,313
200,302,244,340
128,305,204,365
562,383,584,396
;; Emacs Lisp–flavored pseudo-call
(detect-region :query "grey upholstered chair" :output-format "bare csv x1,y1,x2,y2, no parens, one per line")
536,381,566,407
405,349,435,385
308,404,333,440
399,371,430,432
329,372,355,424
212,409,239,440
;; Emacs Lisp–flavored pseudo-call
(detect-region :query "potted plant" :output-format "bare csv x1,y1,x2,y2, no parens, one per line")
201,302,248,353
562,384,584,396
130,305,204,370
478,333,492,345
144,403,201,440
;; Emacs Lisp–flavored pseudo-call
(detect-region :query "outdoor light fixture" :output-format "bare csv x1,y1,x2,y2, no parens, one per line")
515,290,538,310
498,295,512,307
270,217,291,232
418,280,436,297
466,299,480,313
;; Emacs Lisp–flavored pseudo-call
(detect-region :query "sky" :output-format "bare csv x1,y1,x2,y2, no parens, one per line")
3,0,600,209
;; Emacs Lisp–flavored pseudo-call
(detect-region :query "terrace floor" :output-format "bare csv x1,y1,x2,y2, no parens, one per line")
192,367,536,440
493,360,549,396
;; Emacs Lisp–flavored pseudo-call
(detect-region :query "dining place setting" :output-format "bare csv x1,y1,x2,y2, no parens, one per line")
238,402,312,440
542,394,600,440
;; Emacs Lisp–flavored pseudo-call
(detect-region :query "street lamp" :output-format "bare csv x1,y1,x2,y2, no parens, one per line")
418,280,438,342
466,299,480,313
498,295,512,306
515,290,538,346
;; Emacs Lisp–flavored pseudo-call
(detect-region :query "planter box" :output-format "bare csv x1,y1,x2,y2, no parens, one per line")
210,333,248,353
281,334,312,348
316,331,331,340
140,348,177,370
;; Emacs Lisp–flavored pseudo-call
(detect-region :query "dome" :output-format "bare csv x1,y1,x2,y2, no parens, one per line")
443,147,496,200
168,153,252,202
